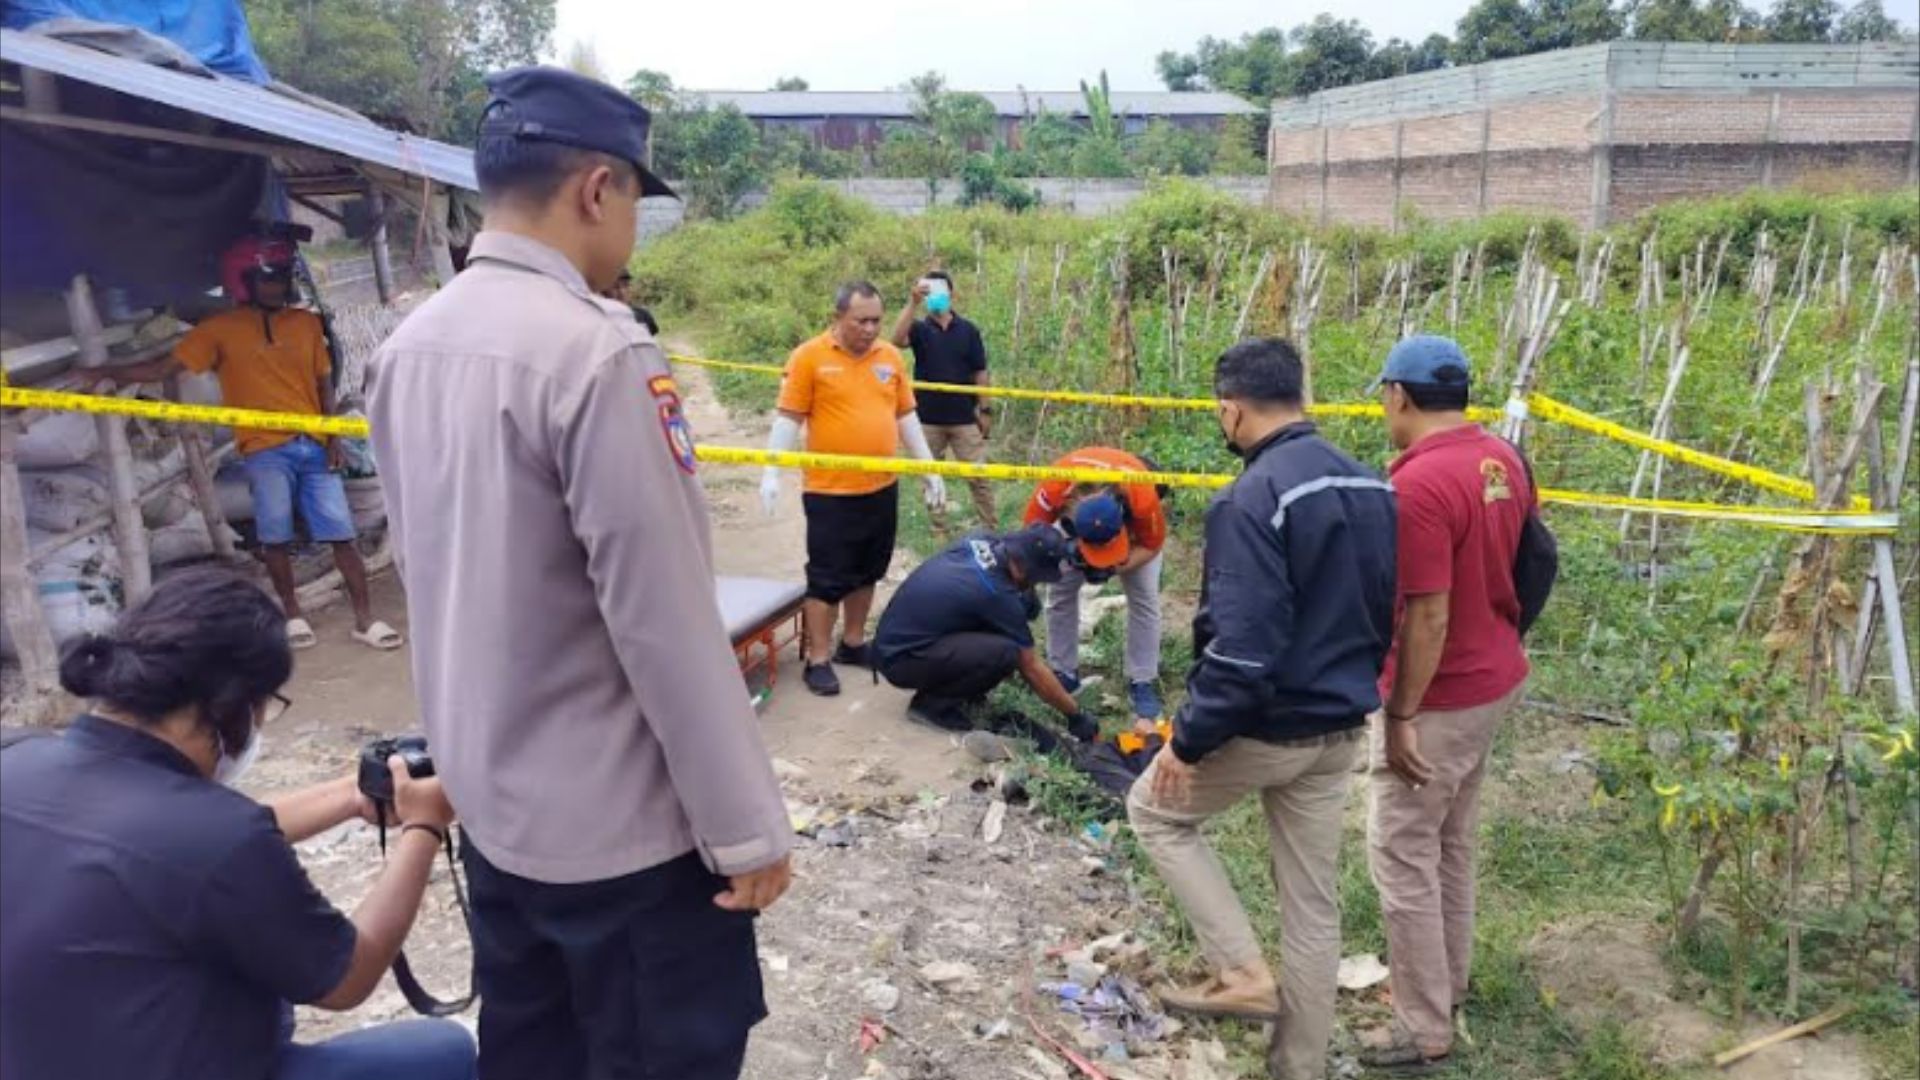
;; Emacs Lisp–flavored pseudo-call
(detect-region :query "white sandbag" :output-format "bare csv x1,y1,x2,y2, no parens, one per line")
28,529,123,580
0,579,121,661
13,412,98,469
142,485,194,529
21,468,111,533
149,508,239,567
131,445,186,491
215,468,254,523
344,476,385,532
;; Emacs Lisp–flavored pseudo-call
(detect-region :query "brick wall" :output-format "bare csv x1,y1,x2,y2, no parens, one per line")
1399,154,1485,222
1269,85,1916,228
1608,145,1766,218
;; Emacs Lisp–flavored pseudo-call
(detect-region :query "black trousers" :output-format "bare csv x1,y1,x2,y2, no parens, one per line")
460,841,765,1080
879,632,1020,702
802,485,898,603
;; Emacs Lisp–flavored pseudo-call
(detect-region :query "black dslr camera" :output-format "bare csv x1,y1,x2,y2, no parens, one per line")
356,734,435,808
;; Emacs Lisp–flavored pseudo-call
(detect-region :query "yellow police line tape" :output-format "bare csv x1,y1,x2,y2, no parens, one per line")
1,387,1895,535
1518,395,1869,512
668,354,1507,424
668,354,1859,508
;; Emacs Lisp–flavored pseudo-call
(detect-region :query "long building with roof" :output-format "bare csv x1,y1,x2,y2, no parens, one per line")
690,89,1259,152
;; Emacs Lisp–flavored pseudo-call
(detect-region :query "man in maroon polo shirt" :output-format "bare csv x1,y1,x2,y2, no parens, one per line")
1361,336,1532,1071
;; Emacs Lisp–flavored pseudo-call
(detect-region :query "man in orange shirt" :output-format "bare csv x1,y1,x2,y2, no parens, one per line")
1025,447,1169,723
83,235,399,653
761,281,946,696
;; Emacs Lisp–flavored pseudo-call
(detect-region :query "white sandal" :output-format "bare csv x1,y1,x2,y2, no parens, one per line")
351,620,404,651
286,617,318,650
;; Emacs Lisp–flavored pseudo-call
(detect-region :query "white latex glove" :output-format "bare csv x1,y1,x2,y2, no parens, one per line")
760,468,781,518
924,473,948,510
762,414,802,519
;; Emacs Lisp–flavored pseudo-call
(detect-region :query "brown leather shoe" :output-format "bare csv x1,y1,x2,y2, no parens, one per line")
1155,964,1280,1020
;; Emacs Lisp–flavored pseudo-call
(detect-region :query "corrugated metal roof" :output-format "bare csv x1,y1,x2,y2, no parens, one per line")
0,28,476,190
690,89,1259,119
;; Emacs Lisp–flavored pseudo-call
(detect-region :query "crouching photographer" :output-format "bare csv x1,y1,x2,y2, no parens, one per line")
0,568,475,1080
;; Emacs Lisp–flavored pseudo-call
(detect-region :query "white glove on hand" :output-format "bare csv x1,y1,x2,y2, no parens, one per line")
924,474,948,510
760,468,782,518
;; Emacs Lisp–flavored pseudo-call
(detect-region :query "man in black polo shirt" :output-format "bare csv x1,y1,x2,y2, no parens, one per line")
890,269,998,533
874,525,1097,739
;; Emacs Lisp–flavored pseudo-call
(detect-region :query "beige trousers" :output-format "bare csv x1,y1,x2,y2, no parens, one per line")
1366,682,1526,1053
923,422,998,531
1128,731,1363,1080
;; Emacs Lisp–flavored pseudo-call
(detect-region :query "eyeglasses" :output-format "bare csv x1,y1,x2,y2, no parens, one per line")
262,692,293,726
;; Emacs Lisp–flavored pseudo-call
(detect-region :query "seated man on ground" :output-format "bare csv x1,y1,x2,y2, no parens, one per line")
0,567,472,1080
1023,447,1170,723
872,524,1099,740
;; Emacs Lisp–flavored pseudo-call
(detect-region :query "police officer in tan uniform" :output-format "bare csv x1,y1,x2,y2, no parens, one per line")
367,67,792,1079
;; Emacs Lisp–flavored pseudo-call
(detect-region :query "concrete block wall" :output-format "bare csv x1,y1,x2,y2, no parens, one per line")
1267,44,1918,228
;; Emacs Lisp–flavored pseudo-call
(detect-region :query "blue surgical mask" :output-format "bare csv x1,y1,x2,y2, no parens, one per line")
926,292,951,315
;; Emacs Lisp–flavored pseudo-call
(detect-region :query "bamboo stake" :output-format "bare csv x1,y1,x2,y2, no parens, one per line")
0,417,61,704
65,275,150,603
1711,1005,1854,1068
1232,250,1275,341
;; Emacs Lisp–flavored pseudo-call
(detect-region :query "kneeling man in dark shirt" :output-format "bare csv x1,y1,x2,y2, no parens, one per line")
873,525,1099,740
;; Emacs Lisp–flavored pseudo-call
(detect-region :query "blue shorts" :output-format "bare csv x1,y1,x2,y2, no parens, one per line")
244,436,355,546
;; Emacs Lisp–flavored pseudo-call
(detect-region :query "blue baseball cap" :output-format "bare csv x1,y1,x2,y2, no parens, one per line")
1072,493,1130,570
1001,525,1071,584
481,67,677,199
1367,335,1473,393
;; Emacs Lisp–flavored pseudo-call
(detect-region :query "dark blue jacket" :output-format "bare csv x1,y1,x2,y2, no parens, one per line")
1172,422,1398,763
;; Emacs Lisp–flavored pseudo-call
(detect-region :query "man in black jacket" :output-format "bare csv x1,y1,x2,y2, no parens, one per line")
1126,338,1396,1080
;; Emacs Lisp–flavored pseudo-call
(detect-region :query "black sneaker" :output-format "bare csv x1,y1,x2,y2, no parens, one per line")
803,662,841,697
832,640,875,668
906,693,971,732
1053,668,1082,694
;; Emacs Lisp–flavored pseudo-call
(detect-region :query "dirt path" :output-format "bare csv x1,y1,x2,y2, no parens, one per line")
279,351,1154,1079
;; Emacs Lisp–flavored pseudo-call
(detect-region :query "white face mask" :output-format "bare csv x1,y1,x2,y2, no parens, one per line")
214,725,263,787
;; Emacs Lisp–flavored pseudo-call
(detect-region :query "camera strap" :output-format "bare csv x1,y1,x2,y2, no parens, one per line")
375,804,477,1016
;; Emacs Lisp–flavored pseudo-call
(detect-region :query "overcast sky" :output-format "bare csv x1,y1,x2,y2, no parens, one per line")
551,0,1480,92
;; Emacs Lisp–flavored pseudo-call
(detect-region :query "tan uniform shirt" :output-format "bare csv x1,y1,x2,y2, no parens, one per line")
367,231,790,884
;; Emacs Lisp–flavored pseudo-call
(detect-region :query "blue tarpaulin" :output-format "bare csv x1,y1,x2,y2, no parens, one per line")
2,0,269,81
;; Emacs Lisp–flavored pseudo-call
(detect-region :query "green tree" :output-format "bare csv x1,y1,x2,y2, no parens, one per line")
958,154,1039,211
1834,0,1909,40
1073,71,1131,178
1532,0,1629,48
387,0,557,141
1154,29,1293,104
245,0,414,120
1627,0,1764,41
1131,120,1212,176
1367,34,1453,80
771,76,810,91
652,105,765,219
1154,51,1204,91
1210,114,1266,175
1016,109,1085,175
563,41,608,82
1765,0,1841,39
624,69,678,113
1287,15,1377,93
760,128,856,179
1452,0,1538,62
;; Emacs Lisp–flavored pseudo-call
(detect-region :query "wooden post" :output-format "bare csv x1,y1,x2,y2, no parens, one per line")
0,418,61,698
166,376,236,562
367,187,395,306
65,275,151,603
425,185,457,285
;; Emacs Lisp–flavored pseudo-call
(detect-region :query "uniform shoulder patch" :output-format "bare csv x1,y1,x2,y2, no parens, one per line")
650,374,697,474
